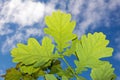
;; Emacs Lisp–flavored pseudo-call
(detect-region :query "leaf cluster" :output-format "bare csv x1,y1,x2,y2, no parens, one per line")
1,11,116,80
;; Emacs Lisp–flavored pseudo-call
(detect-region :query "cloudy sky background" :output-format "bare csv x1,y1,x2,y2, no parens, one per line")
0,0,120,80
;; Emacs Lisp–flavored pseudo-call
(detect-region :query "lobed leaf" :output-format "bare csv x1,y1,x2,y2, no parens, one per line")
44,11,76,52
11,37,58,67
75,32,114,73
20,65,40,75
90,62,116,80
64,37,79,56
62,76,68,80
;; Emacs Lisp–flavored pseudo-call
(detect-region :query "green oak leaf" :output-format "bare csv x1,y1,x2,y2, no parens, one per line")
77,76,86,80
4,68,22,80
49,60,73,79
75,32,113,73
64,37,78,56
62,76,68,80
57,67,74,79
90,62,116,80
44,11,76,52
49,60,61,74
45,74,57,80
35,69,45,77
11,37,58,67
20,65,40,75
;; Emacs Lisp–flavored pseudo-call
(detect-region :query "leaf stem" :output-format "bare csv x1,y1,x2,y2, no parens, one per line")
62,57,79,79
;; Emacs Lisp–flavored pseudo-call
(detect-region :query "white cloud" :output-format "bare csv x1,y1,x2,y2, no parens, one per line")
0,0,55,35
0,0,55,53
0,0,44,26
0,69,4,80
68,0,84,16
114,36,120,61
116,37,120,42
1,32,24,53
1,27,43,53
0,0,120,54
108,0,120,10
26,28,42,37
68,0,120,36
0,25,13,36
114,52,120,61
0,69,3,75
116,76,120,80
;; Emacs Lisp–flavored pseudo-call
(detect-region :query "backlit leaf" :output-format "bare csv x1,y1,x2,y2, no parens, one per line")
57,68,74,79
64,37,78,56
62,76,68,80
45,74,57,80
44,11,76,52
90,62,116,80
11,37,58,67
20,65,39,75
75,32,113,73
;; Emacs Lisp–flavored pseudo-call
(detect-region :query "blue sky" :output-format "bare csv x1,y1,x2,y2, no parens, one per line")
0,0,120,80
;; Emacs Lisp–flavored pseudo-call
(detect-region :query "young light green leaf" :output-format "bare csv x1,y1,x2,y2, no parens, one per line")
77,76,86,80
45,74,57,80
11,37,58,67
20,65,40,75
62,76,68,80
57,67,74,79
44,11,76,52
49,60,61,74
64,37,78,56
90,62,116,80
75,32,114,73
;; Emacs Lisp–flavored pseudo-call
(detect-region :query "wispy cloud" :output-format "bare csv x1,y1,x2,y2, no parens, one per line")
0,0,55,53
0,69,4,75
0,69,4,80
116,76,120,80
0,0,44,26
0,0,120,54
67,0,120,36
114,52,120,61
1,27,44,53
0,0,55,35
0,66,7,80
114,35,120,61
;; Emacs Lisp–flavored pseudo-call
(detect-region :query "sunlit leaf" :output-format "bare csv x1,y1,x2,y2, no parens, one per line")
75,32,114,73
90,62,116,80
57,67,74,79
49,60,61,74
11,37,58,67
44,11,76,52
62,76,68,80
64,37,78,56
20,65,39,75
45,74,57,80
